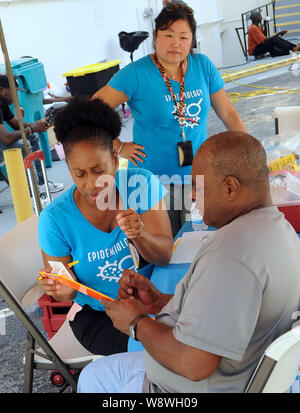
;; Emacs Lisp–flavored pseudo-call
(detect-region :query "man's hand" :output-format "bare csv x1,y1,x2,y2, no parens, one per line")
99,296,146,336
117,208,144,239
32,118,50,133
118,269,171,315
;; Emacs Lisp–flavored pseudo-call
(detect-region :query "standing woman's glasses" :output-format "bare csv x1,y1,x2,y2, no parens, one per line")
165,3,194,15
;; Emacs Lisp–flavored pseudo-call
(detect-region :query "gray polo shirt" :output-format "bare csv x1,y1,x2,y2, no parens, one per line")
143,207,300,392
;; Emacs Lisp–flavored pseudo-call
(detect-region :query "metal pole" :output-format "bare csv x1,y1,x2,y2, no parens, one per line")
0,19,41,212
242,13,248,61
40,159,52,203
273,1,277,33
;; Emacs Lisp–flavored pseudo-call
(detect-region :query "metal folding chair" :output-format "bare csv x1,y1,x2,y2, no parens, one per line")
245,325,300,393
0,215,103,393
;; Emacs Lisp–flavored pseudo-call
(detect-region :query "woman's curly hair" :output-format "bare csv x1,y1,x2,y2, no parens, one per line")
54,96,122,156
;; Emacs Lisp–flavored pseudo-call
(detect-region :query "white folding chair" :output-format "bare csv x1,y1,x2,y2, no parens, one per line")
245,325,300,393
274,106,300,135
0,215,103,393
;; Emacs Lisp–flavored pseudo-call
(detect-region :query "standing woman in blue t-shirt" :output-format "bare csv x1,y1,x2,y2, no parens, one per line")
37,97,173,356
93,3,248,237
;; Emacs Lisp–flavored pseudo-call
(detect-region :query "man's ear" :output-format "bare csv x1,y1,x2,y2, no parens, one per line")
223,175,241,199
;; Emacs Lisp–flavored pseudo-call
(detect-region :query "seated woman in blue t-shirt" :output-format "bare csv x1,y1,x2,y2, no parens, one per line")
37,97,173,355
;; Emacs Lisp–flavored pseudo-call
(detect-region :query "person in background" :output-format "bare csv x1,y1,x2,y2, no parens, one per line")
248,10,300,57
0,74,64,194
38,97,173,356
93,4,247,238
77,130,300,393
43,93,72,105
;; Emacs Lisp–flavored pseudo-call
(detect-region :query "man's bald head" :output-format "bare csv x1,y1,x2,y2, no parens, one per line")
191,131,272,228
195,131,269,190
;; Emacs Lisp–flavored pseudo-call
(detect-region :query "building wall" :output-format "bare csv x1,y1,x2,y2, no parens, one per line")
0,0,154,92
0,0,275,92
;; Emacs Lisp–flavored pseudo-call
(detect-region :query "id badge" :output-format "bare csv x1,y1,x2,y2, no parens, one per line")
177,140,193,167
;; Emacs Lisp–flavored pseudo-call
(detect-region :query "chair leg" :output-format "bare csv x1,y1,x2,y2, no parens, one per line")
24,333,35,393
0,168,9,185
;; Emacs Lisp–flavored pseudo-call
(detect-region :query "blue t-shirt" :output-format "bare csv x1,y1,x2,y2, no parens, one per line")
108,53,224,183
38,168,167,311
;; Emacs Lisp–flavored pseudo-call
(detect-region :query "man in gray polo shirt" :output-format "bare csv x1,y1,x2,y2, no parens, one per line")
78,131,300,393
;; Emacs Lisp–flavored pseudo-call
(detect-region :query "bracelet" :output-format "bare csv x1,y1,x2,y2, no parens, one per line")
25,126,33,136
117,142,124,155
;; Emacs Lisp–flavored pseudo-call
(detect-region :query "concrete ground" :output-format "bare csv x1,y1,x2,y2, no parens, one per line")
0,53,299,393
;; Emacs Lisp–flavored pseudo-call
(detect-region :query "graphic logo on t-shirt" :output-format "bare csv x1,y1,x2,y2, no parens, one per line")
173,98,203,130
96,254,135,282
166,88,203,129
87,237,135,283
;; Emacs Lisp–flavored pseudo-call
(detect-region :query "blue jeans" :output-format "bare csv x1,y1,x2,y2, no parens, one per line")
77,351,145,393
0,133,44,185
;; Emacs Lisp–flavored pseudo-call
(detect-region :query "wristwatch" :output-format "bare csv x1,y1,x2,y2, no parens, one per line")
129,314,148,341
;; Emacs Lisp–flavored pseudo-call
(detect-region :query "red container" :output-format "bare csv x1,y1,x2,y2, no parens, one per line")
38,293,72,339
277,201,300,232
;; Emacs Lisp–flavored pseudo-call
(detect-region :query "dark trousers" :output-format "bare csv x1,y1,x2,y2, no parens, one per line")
0,133,44,185
253,35,296,57
69,305,129,355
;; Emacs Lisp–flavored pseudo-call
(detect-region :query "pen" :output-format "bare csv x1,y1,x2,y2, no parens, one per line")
66,260,79,268
128,239,139,271
175,112,199,124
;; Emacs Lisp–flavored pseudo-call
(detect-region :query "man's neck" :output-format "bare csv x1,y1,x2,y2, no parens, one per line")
223,195,273,228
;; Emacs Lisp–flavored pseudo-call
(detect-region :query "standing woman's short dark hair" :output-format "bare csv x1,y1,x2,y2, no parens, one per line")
54,96,122,157
154,3,197,51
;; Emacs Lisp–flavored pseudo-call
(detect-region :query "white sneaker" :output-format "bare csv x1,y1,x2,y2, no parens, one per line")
31,193,50,210
40,181,64,193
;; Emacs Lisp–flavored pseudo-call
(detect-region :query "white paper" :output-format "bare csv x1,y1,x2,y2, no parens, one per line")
48,260,73,279
170,231,213,264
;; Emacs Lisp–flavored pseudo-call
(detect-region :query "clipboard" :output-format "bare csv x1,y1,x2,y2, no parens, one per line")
39,271,155,321
39,271,115,302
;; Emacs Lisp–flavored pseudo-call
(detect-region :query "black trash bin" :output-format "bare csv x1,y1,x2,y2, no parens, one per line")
63,60,121,96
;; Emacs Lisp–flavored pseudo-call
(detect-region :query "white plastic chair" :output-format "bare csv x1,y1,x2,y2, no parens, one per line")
274,106,300,135
0,215,103,393
245,325,300,393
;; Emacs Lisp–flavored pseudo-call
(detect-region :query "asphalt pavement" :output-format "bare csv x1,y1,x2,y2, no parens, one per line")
0,66,299,394
0,295,62,393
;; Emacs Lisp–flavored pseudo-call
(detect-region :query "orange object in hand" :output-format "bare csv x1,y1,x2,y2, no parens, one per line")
38,271,115,302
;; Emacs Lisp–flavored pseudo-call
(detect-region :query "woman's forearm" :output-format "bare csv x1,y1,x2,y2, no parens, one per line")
132,228,173,266
113,137,122,152
52,290,77,303
211,88,248,134
223,108,248,133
